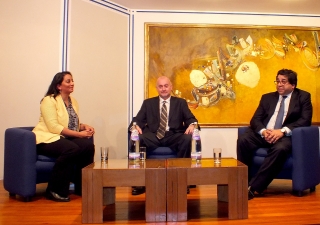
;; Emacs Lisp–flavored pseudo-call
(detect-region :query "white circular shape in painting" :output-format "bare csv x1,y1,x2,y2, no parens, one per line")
190,70,208,88
235,62,260,88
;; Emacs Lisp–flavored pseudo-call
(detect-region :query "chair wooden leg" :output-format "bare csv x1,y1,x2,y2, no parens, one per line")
293,190,303,197
310,186,316,193
9,193,32,202
23,196,32,202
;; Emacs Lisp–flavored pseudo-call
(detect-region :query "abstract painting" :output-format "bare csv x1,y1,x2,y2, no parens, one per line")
145,24,320,127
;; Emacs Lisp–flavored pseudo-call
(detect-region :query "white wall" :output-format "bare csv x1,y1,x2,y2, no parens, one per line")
0,0,62,180
0,0,130,179
131,11,320,159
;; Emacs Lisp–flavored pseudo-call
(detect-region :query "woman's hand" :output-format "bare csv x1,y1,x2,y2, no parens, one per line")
78,130,94,139
61,124,95,139
80,123,95,136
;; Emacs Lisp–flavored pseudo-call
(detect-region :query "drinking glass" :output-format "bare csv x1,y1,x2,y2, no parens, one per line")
100,147,109,162
213,148,222,164
139,147,146,161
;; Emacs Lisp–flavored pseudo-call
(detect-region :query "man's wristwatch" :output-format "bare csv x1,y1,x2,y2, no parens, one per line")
280,128,286,135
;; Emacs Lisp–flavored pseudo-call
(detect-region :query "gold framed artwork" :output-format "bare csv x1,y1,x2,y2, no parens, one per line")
145,23,320,127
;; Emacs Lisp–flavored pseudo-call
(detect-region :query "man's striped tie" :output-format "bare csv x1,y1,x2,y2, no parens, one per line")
156,101,167,139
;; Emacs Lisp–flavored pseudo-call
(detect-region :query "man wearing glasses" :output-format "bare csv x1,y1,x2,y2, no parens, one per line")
237,68,312,200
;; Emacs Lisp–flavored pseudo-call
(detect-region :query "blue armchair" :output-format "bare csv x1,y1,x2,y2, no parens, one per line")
238,126,320,196
4,127,94,202
4,127,56,201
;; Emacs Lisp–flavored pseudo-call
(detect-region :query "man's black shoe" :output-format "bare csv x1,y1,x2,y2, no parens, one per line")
46,191,70,202
132,186,145,195
248,187,255,200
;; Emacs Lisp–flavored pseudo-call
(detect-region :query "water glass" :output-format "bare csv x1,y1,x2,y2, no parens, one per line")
139,147,146,161
213,148,222,164
100,147,109,162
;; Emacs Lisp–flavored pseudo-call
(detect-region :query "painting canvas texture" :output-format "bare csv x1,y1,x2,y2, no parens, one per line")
145,24,320,127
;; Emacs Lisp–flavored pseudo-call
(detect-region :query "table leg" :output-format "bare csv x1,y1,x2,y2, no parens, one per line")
167,167,187,222
145,167,166,222
82,169,103,223
226,167,248,219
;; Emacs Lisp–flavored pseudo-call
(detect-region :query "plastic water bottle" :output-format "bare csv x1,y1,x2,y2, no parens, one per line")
191,122,201,160
130,122,140,153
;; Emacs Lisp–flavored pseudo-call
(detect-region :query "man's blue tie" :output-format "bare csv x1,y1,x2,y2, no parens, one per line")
274,96,287,129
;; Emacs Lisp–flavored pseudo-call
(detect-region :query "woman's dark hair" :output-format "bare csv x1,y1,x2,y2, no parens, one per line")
276,69,297,87
44,71,72,99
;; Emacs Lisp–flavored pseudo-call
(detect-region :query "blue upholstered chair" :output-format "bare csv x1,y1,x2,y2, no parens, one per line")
4,127,56,201
4,127,93,202
238,126,320,196
146,146,177,159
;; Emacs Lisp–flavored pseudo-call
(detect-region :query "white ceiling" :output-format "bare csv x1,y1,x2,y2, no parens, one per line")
110,0,320,15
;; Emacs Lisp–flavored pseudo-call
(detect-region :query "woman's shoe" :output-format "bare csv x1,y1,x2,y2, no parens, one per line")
46,191,70,202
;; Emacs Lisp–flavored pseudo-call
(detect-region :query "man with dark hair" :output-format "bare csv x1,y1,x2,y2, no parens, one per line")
237,68,312,200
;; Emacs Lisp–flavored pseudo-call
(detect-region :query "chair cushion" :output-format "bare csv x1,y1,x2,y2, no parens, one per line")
37,155,56,162
148,147,176,155
253,148,293,170
254,148,269,157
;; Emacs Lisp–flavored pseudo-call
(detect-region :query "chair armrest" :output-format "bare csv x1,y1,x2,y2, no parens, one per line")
3,127,37,197
238,127,248,136
291,126,320,190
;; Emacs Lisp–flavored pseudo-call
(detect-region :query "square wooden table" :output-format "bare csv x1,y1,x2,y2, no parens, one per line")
166,158,248,221
82,159,166,223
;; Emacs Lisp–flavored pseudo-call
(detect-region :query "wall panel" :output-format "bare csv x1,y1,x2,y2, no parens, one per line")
69,0,130,160
0,0,62,179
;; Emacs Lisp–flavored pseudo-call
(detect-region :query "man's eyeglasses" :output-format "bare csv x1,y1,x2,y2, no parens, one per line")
274,80,289,85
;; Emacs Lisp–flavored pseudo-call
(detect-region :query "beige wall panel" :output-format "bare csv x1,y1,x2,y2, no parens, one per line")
69,0,129,160
0,0,61,179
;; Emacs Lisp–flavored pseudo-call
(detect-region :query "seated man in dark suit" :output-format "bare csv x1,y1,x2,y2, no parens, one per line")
237,68,312,200
129,76,198,195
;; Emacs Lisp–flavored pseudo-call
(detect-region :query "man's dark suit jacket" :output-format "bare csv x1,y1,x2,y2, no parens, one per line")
250,88,312,133
132,96,197,133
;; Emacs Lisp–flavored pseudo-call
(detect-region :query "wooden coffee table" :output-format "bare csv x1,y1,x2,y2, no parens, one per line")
166,158,248,221
82,159,166,223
